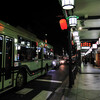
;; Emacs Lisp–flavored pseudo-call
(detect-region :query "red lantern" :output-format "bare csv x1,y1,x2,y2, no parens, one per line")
59,19,67,30
71,40,74,45
36,42,38,46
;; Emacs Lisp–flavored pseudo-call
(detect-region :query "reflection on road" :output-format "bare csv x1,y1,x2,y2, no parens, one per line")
47,64,68,81
0,64,69,100
59,65,65,71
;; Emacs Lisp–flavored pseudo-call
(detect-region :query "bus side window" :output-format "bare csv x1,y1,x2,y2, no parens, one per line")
17,36,37,61
31,41,36,60
43,48,47,59
43,48,54,59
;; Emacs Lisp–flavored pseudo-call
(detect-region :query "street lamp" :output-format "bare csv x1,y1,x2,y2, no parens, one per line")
62,0,74,10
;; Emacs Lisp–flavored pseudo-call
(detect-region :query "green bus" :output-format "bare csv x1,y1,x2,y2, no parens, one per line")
0,20,54,93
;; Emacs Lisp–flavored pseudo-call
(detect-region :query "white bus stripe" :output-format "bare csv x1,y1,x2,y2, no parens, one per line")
32,90,52,100
36,79,62,83
16,88,33,95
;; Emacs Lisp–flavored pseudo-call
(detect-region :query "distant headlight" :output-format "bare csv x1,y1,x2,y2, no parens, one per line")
60,60,65,64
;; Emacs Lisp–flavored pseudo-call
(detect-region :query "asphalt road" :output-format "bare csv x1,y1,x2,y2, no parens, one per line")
0,64,69,100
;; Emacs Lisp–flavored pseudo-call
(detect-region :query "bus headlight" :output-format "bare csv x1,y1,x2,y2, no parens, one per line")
52,61,56,66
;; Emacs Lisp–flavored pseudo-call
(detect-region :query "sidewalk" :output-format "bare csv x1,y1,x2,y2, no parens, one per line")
81,63,100,74
61,63,100,100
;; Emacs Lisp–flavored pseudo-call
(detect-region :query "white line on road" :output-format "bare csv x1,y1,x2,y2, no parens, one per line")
32,90,52,100
16,88,33,95
36,79,62,83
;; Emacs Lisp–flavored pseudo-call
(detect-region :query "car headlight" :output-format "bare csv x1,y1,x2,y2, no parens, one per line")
60,60,65,64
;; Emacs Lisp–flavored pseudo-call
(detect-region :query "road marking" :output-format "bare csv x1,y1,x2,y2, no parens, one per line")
16,88,33,95
55,87,61,93
36,79,62,83
32,90,52,100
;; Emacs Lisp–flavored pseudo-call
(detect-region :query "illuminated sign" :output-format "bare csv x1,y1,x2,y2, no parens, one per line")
0,23,4,31
45,39,47,43
81,47,90,49
45,44,47,47
38,42,45,47
81,42,91,47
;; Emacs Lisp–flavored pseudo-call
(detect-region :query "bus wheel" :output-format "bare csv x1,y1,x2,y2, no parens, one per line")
16,70,26,89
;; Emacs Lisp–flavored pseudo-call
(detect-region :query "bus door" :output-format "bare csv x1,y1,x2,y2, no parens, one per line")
0,35,3,90
3,36,14,89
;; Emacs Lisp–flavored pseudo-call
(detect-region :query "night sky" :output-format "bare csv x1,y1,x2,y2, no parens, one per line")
0,0,68,55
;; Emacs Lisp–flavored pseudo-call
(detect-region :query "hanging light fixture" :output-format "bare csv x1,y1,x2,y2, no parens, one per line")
68,16,79,26
77,42,80,46
99,38,100,44
77,45,81,50
73,31,79,37
62,0,74,10
92,44,97,49
74,36,80,41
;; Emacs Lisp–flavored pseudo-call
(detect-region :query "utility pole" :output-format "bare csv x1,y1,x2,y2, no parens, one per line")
68,27,73,88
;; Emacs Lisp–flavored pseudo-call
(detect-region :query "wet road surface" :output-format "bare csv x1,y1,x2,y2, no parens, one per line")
0,64,69,100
